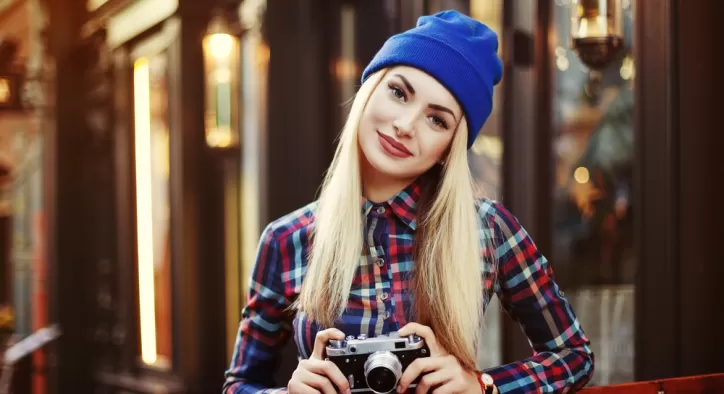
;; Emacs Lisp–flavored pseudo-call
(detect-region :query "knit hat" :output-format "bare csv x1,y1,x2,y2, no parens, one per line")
361,10,503,149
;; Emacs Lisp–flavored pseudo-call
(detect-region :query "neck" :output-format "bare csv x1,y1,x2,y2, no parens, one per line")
361,159,415,203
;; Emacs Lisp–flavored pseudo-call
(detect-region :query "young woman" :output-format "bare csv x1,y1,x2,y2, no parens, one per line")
224,10,594,394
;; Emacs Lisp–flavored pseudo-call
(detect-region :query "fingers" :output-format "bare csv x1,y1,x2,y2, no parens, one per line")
301,359,351,393
397,323,444,356
415,370,453,394
289,359,351,394
311,328,345,360
397,357,445,392
429,380,467,394
287,377,321,394
297,368,339,394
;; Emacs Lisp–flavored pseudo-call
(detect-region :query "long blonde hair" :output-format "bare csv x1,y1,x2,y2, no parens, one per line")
296,68,494,371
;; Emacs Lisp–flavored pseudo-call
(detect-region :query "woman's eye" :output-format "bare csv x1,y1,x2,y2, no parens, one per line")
429,116,449,129
389,85,406,101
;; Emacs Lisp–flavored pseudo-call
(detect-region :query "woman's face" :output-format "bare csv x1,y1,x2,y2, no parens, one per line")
358,66,463,184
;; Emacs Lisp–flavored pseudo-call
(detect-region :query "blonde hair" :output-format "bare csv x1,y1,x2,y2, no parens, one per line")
296,68,495,371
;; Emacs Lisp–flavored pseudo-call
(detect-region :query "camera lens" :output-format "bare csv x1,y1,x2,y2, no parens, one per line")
364,351,402,394
367,366,397,393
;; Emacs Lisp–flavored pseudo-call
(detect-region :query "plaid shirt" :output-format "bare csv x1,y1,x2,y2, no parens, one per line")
224,180,594,394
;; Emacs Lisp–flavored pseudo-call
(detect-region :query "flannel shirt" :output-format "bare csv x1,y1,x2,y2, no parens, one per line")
223,180,594,393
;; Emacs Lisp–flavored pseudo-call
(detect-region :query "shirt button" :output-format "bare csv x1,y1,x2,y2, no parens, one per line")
380,292,389,301
376,206,385,214
376,258,385,267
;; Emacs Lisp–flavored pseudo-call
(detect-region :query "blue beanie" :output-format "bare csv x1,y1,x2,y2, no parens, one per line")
361,10,503,149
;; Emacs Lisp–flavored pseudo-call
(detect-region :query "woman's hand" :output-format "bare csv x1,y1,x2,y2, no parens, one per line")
288,328,351,394
396,323,482,394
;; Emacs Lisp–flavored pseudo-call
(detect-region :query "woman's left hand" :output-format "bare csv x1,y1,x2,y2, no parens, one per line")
396,323,481,394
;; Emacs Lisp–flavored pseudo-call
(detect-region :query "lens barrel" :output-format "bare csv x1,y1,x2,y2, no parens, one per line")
363,351,402,394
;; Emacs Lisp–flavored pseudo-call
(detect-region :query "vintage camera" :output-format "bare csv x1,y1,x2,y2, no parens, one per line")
326,332,430,394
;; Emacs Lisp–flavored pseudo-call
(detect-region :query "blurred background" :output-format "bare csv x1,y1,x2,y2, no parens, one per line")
0,0,721,393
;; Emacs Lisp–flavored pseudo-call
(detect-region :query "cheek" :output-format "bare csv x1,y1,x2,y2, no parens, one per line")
364,93,397,125
419,132,454,162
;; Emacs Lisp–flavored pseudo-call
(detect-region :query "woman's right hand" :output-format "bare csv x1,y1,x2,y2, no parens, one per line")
288,328,352,394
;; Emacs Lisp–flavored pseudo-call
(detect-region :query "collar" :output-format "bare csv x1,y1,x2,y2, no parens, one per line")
361,178,421,230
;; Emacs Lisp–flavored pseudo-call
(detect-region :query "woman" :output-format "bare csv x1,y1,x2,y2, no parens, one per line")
224,10,594,394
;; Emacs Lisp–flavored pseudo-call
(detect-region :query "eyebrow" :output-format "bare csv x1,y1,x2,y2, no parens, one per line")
395,74,416,95
428,103,457,122
394,74,458,122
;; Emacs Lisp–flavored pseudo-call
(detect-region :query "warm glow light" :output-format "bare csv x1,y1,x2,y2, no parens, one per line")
86,0,109,11
133,58,158,365
255,42,270,68
574,166,591,184
214,68,231,84
203,29,238,149
620,55,635,80
0,78,10,104
205,126,233,148
334,58,359,80
207,33,234,60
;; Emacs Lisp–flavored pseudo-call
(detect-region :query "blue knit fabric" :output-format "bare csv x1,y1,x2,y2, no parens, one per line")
362,10,503,149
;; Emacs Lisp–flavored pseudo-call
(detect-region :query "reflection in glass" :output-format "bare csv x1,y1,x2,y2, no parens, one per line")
552,0,634,386
468,0,503,370
133,52,172,368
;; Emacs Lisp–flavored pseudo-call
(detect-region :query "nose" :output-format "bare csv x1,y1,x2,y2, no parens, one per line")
392,111,417,137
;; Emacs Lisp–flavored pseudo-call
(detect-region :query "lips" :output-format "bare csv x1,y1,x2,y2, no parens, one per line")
377,131,413,158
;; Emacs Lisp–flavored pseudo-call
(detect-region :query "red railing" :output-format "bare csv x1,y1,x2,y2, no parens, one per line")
580,373,724,393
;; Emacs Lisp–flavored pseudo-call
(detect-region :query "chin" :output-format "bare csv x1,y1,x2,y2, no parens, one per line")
363,145,425,181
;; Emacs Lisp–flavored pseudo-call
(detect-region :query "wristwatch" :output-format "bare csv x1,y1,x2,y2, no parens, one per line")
479,373,495,394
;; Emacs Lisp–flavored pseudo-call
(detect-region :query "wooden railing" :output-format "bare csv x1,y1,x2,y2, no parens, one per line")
580,373,724,393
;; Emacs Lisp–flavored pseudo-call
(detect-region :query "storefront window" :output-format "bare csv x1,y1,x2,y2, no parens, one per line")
133,52,173,369
551,0,635,385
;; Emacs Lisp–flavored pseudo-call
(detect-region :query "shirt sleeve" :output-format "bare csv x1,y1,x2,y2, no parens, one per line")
223,224,294,394
483,202,595,393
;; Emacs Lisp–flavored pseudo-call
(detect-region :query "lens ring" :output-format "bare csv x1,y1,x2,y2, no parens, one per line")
366,366,397,393
364,351,402,394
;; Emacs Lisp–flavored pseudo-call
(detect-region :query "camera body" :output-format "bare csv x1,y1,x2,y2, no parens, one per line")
326,332,430,394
